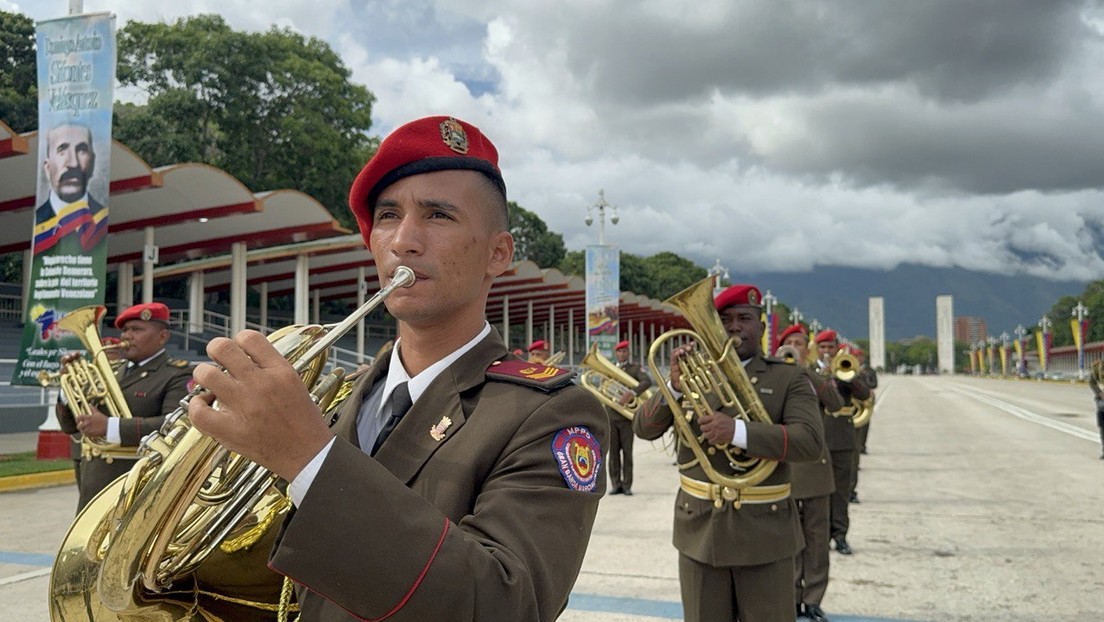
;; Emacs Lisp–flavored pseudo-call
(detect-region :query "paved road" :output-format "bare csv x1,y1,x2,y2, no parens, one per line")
2,375,1101,621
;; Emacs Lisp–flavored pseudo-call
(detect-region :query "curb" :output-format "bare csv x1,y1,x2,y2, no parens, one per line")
0,470,75,493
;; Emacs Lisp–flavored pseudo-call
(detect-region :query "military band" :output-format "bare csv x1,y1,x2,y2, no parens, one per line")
606,339,653,496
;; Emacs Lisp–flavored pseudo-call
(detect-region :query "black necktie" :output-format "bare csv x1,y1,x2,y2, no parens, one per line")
371,382,412,456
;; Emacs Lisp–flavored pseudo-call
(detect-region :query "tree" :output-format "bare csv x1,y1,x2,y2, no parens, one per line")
115,15,376,227
1042,280,1104,348
559,249,707,301
0,11,36,132
509,202,565,268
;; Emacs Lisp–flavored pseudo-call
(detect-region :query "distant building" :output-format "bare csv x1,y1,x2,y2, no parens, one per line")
954,316,987,344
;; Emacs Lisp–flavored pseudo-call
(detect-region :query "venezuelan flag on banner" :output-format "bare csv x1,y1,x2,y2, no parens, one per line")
12,12,115,386
761,311,778,355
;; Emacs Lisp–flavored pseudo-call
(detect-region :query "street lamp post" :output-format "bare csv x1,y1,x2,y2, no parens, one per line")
789,307,803,327
1000,331,1011,377
1073,301,1089,380
1014,324,1027,376
762,290,777,355
1038,314,1052,375
584,189,619,245
708,259,730,298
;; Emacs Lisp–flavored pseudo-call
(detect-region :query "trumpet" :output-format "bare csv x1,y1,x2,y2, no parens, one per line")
830,350,860,383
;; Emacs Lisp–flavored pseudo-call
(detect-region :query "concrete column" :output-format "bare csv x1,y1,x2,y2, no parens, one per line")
259,282,268,330
526,300,533,347
869,296,886,372
568,308,574,365
312,289,320,324
117,263,133,311
502,295,510,349
936,295,955,374
294,254,309,324
230,242,247,336
549,305,556,352
141,226,155,303
187,271,204,334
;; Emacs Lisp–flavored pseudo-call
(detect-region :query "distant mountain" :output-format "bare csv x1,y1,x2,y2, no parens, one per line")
739,263,1088,342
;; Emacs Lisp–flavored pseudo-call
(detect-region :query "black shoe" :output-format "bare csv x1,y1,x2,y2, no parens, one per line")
622,488,633,496
833,537,853,555
804,603,830,622
849,491,860,504
796,603,806,618
609,486,623,495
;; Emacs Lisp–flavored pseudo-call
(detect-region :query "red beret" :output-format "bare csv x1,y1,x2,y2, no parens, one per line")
713,284,762,312
814,329,838,344
528,340,548,352
615,340,630,350
100,336,121,345
777,324,807,344
348,116,506,250
114,302,169,329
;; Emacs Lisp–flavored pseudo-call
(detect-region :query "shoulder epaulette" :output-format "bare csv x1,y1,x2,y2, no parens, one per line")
169,358,190,368
763,355,785,364
486,359,575,393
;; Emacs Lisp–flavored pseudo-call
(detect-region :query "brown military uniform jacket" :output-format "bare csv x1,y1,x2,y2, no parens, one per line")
790,367,842,499
57,350,193,510
270,328,609,621
633,355,824,567
820,367,872,452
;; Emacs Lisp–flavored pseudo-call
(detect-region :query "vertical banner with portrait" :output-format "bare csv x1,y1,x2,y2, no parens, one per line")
11,13,115,386
585,245,620,359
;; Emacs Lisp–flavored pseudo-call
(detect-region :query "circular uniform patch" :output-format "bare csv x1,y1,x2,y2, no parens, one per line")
551,426,602,492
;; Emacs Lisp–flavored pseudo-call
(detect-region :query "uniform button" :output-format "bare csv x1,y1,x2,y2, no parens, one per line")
770,504,778,511
820,458,828,464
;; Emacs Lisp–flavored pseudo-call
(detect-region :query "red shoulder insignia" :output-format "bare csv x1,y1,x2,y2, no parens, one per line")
486,359,575,392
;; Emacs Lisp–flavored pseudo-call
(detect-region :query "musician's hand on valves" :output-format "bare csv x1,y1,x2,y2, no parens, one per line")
698,410,735,446
618,390,634,406
77,405,109,437
59,351,81,370
669,342,696,393
189,330,335,483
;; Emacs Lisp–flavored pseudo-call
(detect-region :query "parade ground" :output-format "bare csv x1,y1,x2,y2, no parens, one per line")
2,374,1102,621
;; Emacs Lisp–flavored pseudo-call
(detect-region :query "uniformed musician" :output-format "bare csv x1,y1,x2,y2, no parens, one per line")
777,324,842,622
189,116,609,621
55,302,194,512
527,339,550,364
813,330,872,556
607,339,652,496
634,284,824,622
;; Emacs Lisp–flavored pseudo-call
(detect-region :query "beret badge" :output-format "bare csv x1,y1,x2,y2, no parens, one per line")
747,290,759,305
439,117,469,154
139,309,152,321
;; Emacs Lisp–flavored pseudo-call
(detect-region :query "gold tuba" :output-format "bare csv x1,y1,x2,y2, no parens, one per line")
578,343,655,420
830,350,860,382
647,276,777,490
37,306,134,463
49,267,415,622
852,395,874,428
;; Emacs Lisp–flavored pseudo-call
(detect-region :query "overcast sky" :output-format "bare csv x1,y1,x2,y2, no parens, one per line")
9,0,1104,283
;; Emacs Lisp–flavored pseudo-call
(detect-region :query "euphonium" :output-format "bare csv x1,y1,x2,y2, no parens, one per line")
50,267,415,622
37,306,133,462
647,276,777,490
578,343,656,420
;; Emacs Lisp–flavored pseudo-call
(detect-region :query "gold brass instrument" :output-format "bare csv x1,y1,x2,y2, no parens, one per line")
37,306,134,462
852,395,874,428
578,343,656,420
50,267,415,622
775,344,800,365
647,276,777,490
831,350,859,382
544,350,566,367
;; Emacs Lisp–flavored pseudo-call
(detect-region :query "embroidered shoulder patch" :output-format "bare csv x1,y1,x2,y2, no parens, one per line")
486,359,574,393
551,426,602,492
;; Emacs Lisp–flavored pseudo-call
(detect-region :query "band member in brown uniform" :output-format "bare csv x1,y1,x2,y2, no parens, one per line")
189,116,609,621
634,284,824,622
527,339,550,364
56,302,194,512
607,339,652,495
777,324,842,622
849,347,878,503
813,330,872,556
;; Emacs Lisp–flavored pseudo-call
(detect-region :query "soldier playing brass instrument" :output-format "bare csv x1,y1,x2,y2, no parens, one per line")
606,339,652,495
1090,360,1104,459
635,284,824,622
